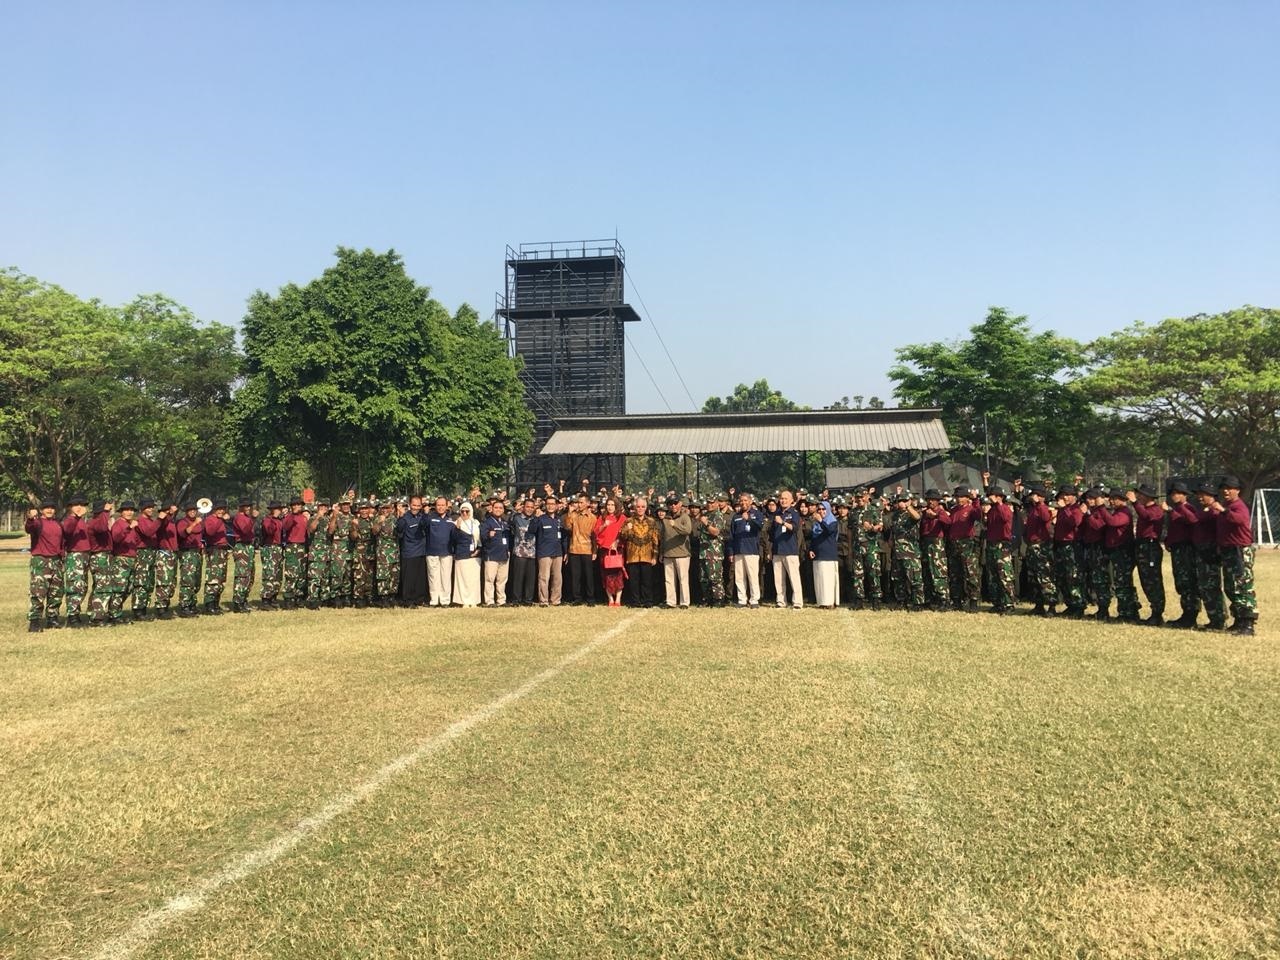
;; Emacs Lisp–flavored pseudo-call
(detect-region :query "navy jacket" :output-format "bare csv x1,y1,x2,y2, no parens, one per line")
396,510,430,559
450,522,480,561
769,507,801,556
481,516,511,562
730,509,763,556
529,514,565,558
425,512,454,556
809,513,839,562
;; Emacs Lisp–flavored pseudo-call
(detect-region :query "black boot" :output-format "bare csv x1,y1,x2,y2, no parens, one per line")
1229,619,1256,636
1032,603,1044,616
28,620,42,633
1143,614,1164,627
157,607,174,620
1195,620,1226,632
67,613,84,629
44,616,63,630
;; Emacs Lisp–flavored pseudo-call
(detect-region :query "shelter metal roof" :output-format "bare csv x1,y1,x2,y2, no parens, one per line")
540,409,949,456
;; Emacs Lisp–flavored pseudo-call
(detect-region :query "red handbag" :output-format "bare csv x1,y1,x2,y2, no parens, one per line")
602,547,625,570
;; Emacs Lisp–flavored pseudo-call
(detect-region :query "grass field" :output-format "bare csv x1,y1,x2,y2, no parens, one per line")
2,552,1278,959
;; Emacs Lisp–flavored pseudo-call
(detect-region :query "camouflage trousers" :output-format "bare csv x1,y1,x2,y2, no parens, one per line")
891,551,925,606
861,544,882,601
985,542,1015,609
153,549,177,609
108,556,138,621
1195,546,1226,625
1135,539,1165,618
204,547,228,607
1220,545,1257,623
259,545,283,601
29,555,63,623
375,546,399,601
178,550,203,611
701,547,726,602
352,548,375,601
1107,545,1139,618
1169,544,1200,619
1086,543,1110,612
307,543,333,603
843,549,865,603
87,552,113,620
283,544,307,602
1054,542,1084,613
1024,542,1057,606
231,544,255,605
922,538,950,605
948,539,981,605
331,547,352,601
64,552,89,616
132,548,156,613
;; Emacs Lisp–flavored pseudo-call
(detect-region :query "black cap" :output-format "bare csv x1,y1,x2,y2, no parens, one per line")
1220,475,1242,490
924,488,943,500
184,502,199,511
92,500,106,513
289,495,304,505
239,496,254,507
1136,483,1158,499
119,501,137,511
1057,484,1079,497
1195,481,1217,496
139,497,156,509
987,486,1006,498
1028,482,1047,495
212,499,228,510
1084,487,1104,500
953,485,972,498
666,495,681,506
68,492,88,506
268,501,283,510
317,498,331,507
1168,481,1189,495
40,498,57,509
894,492,912,503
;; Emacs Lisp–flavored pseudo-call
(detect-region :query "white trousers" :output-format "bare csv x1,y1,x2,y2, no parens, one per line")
427,555,453,606
814,559,839,607
483,558,509,605
772,554,803,608
453,557,480,607
733,554,760,606
663,556,691,607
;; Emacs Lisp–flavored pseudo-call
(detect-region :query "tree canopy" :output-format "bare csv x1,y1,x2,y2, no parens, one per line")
231,248,532,496
1081,306,1280,493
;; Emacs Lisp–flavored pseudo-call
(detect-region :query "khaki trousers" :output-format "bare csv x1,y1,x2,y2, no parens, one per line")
537,556,563,605
663,556,691,607
483,559,509,605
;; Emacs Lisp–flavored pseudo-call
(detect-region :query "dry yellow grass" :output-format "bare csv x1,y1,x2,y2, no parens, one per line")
1,552,1277,959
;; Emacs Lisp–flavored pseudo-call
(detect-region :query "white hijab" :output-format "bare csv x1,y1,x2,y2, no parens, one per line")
456,502,480,544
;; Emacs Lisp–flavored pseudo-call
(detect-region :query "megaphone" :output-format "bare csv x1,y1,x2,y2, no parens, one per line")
196,497,213,515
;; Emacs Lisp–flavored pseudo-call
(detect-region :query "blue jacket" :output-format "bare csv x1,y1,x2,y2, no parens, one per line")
769,507,801,556
395,510,430,559
481,516,511,562
450,522,480,560
529,514,565,558
809,511,839,562
425,512,454,556
730,509,763,556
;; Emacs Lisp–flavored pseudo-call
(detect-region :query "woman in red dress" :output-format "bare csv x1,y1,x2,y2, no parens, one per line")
593,497,627,606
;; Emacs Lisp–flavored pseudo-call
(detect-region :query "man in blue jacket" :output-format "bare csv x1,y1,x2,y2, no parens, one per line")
395,495,430,606
769,490,803,609
731,492,764,608
425,496,455,606
480,497,512,606
529,496,566,606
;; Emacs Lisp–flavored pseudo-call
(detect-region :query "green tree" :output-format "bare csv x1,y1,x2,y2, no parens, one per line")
889,307,1090,472
1082,306,1280,493
232,248,532,496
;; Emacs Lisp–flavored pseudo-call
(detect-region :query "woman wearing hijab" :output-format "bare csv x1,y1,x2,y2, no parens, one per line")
593,497,627,607
450,502,482,607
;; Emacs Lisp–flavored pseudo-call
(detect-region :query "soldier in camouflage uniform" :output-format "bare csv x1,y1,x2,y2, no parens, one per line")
857,488,885,608
1052,485,1086,619
946,487,982,612
1130,484,1166,625
153,504,179,619
697,493,730,605
24,500,64,632
176,503,204,617
107,502,140,624
307,500,335,609
330,498,355,608
61,493,91,627
86,500,115,625
1103,492,1141,622
230,497,256,614
983,486,1017,613
350,500,377,607
202,501,231,615
1080,490,1111,616
1192,481,1226,629
920,490,951,610
844,493,867,607
1213,476,1258,635
1163,482,1200,628
889,493,925,608
130,499,160,620
374,500,401,606
259,501,285,609
1021,483,1058,615
280,496,309,609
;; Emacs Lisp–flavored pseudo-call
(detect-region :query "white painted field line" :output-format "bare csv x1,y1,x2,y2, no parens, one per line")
87,611,647,960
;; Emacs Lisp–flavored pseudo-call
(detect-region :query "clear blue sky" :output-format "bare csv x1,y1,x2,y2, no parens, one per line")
4,1,1277,413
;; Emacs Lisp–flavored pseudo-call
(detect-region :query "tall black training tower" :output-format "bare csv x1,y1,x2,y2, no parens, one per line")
497,239,639,489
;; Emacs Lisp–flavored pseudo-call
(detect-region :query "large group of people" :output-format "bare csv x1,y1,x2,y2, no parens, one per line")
22,474,1260,636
